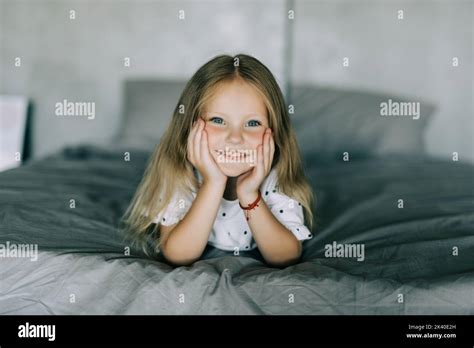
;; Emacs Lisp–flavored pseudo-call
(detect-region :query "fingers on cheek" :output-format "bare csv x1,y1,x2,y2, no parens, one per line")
198,137,204,154
201,131,207,154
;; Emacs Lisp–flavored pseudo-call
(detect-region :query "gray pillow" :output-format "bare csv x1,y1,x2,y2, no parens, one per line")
116,80,435,160
116,79,187,150
290,84,435,160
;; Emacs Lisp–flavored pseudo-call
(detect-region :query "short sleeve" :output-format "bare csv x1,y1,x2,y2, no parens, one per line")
262,170,313,241
153,191,194,226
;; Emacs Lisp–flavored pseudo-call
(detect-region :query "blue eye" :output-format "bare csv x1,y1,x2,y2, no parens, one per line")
247,120,261,127
210,117,224,124
208,117,261,127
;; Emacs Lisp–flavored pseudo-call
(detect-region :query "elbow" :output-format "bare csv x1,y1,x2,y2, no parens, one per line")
160,240,201,267
165,257,197,267
265,251,301,268
265,243,303,268
266,255,301,268
162,251,199,267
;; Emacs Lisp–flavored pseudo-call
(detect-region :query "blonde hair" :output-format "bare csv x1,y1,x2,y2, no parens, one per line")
121,54,315,257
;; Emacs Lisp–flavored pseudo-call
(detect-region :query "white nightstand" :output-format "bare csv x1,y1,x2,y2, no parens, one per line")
0,95,29,172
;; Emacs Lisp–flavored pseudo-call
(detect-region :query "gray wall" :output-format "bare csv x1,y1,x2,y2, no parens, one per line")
1,0,472,163
291,0,473,163
0,0,286,159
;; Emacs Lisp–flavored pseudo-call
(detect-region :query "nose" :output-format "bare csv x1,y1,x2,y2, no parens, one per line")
226,126,244,145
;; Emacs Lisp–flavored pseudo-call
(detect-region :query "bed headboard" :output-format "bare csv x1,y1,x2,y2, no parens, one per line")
115,79,435,160
116,79,187,151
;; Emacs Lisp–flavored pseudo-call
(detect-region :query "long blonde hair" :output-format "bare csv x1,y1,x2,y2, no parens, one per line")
121,54,315,257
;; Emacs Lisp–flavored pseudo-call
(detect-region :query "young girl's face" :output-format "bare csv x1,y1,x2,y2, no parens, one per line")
202,79,269,178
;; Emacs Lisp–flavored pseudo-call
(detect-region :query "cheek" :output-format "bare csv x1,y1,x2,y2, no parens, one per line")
247,131,265,148
204,125,265,150
204,126,221,148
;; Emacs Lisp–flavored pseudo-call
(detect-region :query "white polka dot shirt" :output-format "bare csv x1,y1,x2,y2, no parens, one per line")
154,168,313,251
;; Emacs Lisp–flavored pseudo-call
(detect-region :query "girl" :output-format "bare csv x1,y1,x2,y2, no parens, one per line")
122,54,314,267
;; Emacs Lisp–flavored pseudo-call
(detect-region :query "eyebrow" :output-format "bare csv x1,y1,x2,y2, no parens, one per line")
207,111,263,118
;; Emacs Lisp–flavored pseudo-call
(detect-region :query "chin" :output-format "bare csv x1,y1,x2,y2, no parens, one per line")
219,163,253,178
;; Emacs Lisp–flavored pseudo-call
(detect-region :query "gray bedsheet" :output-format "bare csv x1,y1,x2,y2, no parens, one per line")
0,145,473,314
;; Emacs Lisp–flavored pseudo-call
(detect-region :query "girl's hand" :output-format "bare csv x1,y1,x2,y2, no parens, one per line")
236,128,275,205
187,118,228,186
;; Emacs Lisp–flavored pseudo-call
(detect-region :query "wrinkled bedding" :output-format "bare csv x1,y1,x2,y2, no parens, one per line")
0,145,473,314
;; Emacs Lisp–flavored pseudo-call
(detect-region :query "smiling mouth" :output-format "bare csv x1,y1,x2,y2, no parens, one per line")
214,149,248,157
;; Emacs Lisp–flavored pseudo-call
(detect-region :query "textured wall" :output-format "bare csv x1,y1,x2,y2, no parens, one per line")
0,0,472,163
291,0,473,163
0,0,286,159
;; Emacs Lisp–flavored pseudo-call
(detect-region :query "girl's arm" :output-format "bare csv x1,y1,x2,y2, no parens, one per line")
160,118,228,266
239,191,302,268
236,128,302,267
160,180,226,266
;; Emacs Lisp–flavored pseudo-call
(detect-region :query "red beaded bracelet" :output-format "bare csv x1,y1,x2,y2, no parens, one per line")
239,190,262,221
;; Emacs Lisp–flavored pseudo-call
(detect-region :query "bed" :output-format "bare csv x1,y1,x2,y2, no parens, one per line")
0,81,473,314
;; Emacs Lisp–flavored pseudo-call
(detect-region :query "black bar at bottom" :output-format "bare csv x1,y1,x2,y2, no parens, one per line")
0,315,473,345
